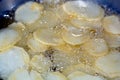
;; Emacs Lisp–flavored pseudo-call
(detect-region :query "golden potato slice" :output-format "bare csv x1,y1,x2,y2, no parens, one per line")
33,28,64,46
0,46,30,79
45,72,67,80
67,71,106,80
62,24,90,45
95,51,120,78
0,28,21,51
15,1,43,24
30,54,52,73
103,15,120,34
27,34,48,52
82,38,108,57
62,0,104,21
8,69,43,80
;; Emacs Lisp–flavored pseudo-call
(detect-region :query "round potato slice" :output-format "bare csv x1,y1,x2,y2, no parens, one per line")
0,28,21,51
62,0,104,21
62,24,90,45
0,46,30,79
82,38,108,57
33,28,64,46
95,51,120,78
67,71,106,80
104,32,120,48
38,10,61,28
30,54,52,73
15,1,43,24
27,34,48,52
8,69,43,80
45,72,67,80
102,15,120,34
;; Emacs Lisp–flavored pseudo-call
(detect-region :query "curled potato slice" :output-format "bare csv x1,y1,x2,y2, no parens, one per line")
103,15,120,34
45,72,67,80
15,1,43,24
33,28,64,46
62,0,104,20
30,54,52,73
8,69,43,80
67,71,106,80
27,34,48,52
0,28,21,51
95,51,120,78
0,46,30,79
62,24,90,45
82,38,108,57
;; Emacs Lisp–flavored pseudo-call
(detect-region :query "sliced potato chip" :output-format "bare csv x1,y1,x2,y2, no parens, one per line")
0,46,30,79
0,28,21,51
27,34,48,52
104,32,120,48
82,38,108,57
62,0,104,21
62,24,90,45
67,71,106,80
45,72,67,80
8,69,43,80
38,10,61,28
33,28,64,46
15,1,43,24
103,15,120,34
30,54,52,73
95,51,120,78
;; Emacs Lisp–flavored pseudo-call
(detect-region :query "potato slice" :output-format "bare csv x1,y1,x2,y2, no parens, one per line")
67,71,106,80
8,69,43,80
15,1,43,24
104,32,120,48
33,28,64,46
62,24,90,45
0,46,30,79
82,38,108,57
62,0,104,20
103,15,120,34
45,72,67,80
30,54,52,73
27,34,48,52
95,51,120,78
0,28,21,51
38,10,61,28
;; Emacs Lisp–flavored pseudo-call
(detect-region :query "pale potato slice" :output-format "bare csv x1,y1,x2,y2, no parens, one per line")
62,0,104,21
103,15,120,34
27,34,48,52
38,10,61,28
95,51,120,78
70,18,102,29
30,54,52,73
82,38,108,57
45,72,67,80
15,1,43,24
8,69,43,80
62,24,90,45
0,46,30,79
0,28,21,51
33,28,64,46
63,63,96,76
104,32,120,48
67,71,106,80
8,22,26,32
